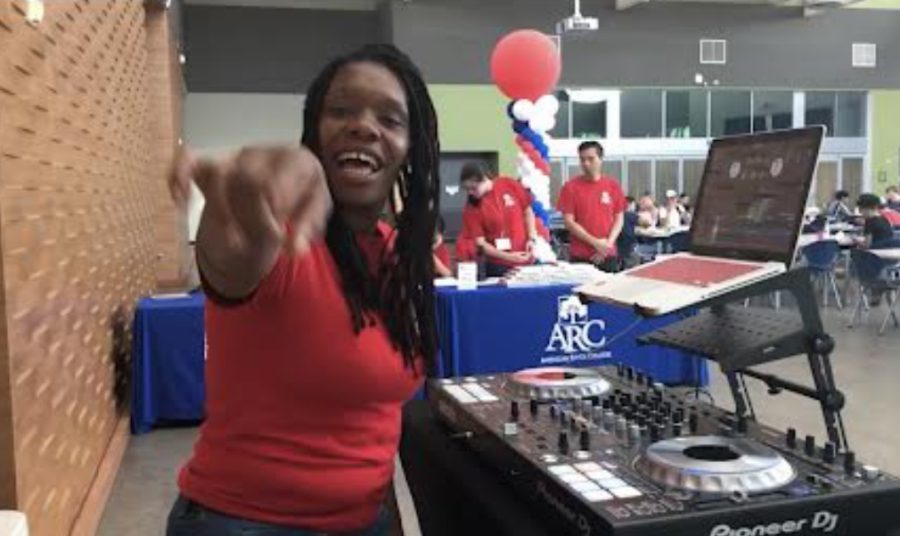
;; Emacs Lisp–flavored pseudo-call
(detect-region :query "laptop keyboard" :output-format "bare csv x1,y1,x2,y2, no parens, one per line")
627,257,763,288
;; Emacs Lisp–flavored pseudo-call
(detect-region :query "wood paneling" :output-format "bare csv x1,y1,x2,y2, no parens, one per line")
0,1,182,534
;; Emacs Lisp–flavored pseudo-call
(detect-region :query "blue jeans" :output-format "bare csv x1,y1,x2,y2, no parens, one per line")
166,495,390,536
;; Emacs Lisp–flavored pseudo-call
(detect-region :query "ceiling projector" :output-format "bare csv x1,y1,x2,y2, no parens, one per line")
556,0,599,34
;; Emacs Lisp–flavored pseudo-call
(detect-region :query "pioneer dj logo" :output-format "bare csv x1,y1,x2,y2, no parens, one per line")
544,295,607,358
710,511,839,536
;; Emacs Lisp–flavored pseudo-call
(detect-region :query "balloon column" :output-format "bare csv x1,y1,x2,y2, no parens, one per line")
490,29,561,214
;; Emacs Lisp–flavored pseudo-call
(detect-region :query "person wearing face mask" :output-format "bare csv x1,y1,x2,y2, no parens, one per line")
166,44,440,536
556,141,626,272
459,162,538,277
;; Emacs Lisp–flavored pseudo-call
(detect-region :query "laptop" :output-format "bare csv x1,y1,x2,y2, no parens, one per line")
577,126,824,316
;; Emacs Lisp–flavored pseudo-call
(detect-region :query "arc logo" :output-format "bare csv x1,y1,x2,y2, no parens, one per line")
545,295,607,355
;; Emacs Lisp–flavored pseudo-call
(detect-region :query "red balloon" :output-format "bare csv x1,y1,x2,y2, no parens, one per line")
491,30,561,101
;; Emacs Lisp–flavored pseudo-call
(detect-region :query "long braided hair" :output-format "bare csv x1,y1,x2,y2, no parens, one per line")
301,44,440,375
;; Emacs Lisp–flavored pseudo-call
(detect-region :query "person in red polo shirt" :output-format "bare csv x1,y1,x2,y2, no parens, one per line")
557,141,626,272
460,162,538,277
165,44,440,536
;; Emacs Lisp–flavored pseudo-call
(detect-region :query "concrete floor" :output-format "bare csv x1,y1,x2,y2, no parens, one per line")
98,305,900,536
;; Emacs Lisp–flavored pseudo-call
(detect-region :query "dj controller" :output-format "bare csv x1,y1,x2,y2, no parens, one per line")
429,365,900,536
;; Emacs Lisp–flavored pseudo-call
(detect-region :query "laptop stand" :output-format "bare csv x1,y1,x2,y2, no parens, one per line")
635,267,849,452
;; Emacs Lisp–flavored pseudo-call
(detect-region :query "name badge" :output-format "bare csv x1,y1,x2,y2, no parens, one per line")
495,238,512,251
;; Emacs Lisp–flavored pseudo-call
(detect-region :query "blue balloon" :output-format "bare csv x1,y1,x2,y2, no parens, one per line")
512,121,527,134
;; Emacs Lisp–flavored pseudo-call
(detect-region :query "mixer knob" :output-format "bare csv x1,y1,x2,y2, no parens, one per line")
530,399,539,417
560,410,569,427
861,465,881,481
592,405,603,424
673,408,684,424
628,424,641,445
603,410,615,430
786,428,797,449
602,397,612,410
550,405,558,419
844,451,856,476
736,417,748,434
617,364,626,377
510,401,519,422
636,372,645,385
688,412,699,434
823,442,836,464
626,367,635,381
804,435,816,457
637,415,647,428
672,423,682,437
615,417,628,439
579,428,591,451
558,431,570,454
650,424,661,442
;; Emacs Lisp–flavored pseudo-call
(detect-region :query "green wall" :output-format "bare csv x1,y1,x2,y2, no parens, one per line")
848,0,900,9
871,90,900,192
429,84,517,177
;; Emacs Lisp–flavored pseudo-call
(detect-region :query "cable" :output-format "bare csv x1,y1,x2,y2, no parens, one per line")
599,316,645,349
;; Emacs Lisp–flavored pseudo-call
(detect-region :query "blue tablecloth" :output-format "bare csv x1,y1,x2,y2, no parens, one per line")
435,284,708,386
131,292,206,434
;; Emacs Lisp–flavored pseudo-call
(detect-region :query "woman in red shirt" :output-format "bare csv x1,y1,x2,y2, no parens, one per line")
166,45,439,536
459,163,538,277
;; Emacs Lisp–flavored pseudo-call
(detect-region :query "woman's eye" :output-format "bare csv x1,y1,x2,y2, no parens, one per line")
381,115,406,129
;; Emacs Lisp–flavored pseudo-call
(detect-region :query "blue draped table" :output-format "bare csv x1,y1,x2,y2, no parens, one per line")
435,284,708,385
131,292,206,434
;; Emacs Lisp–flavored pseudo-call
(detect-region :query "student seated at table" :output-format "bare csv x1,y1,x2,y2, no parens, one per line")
879,198,900,228
658,189,690,228
433,216,453,278
886,185,900,212
460,162,538,277
616,196,640,270
855,193,898,249
165,44,439,536
636,195,659,228
826,190,853,222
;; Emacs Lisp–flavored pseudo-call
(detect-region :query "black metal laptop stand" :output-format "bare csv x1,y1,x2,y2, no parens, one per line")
637,267,849,452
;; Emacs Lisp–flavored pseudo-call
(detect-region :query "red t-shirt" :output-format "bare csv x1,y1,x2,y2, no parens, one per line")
557,175,626,260
178,222,424,532
462,177,532,265
881,208,900,226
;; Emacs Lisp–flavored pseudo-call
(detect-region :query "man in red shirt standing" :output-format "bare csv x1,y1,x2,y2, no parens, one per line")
557,141,626,272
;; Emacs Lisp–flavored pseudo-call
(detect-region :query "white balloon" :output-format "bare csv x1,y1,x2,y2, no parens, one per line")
529,113,556,133
536,94,560,116
512,99,535,122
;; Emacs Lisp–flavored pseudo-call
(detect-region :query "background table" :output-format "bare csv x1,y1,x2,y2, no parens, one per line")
435,284,708,386
131,292,205,434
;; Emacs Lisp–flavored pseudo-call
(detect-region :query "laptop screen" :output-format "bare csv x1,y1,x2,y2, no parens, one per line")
689,126,824,265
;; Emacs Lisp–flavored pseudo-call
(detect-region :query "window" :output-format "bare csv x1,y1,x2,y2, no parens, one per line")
711,91,751,137
621,90,663,138
682,160,705,201
805,91,836,136
666,90,707,138
549,90,570,139
572,101,607,138
550,159,565,205
603,160,623,182
655,161,679,203
836,92,866,137
812,160,838,209
626,160,652,199
842,158,864,205
753,91,793,132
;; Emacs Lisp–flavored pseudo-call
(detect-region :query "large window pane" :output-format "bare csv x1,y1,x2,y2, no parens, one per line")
549,90,570,139
621,89,663,138
813,161,838,209
666,90,707,138
836,92,866,137
572,101,607,138
753,91,793,132
682,160,705,202
711,91,751,137
550,159,565,205
604,160,623,182
805,91,836,136
655,160,679,204
841,157,864,205
627,160,652,199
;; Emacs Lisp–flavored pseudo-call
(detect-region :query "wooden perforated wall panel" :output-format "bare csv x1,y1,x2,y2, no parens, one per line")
0,1,179,534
